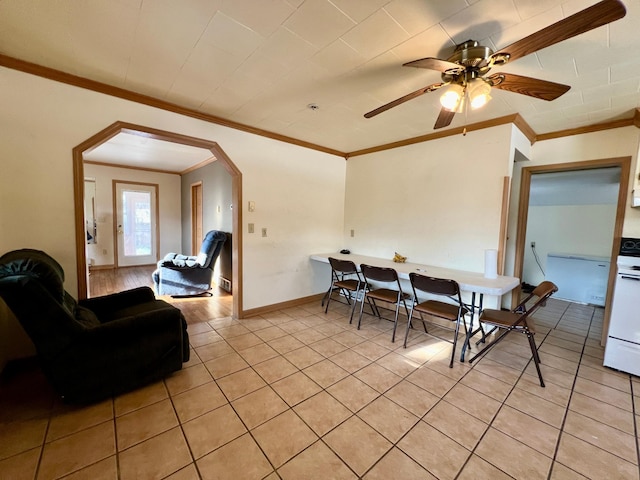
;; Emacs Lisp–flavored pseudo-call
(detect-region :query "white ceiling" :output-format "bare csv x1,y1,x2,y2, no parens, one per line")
83,132,214,173
1,0,639,155
529,167,621,205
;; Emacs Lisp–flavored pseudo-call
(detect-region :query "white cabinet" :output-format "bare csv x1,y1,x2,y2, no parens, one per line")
546,254,610,306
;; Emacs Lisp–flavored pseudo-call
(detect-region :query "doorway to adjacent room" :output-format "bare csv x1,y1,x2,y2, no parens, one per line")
513,156,631,345
73,121,243,318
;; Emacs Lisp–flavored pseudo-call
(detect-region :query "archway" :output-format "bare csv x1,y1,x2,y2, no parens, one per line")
73,121,243,317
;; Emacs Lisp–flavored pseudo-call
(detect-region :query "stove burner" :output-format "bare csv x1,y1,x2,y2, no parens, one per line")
620,237,640,257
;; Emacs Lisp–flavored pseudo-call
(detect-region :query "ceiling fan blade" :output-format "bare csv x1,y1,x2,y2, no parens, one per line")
403,57,464,74
364,82,445,118
492,0,626,64
434,108,456,129
488,73,570,101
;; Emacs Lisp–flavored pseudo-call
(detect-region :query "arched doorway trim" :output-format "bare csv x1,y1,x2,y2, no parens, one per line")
73,121,243,317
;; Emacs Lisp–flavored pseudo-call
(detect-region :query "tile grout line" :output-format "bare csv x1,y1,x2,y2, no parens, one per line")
450,299,575,480
547,307,616,480
630,366,640,478
203,314,361,478
198,322,283,478
544,304,596,480
234,304,579,479
222,310,456,478
164,375,204,480
450,342,537,479
4,298,627,479
112,399,122,480
253,329,390,478
32,405,52,480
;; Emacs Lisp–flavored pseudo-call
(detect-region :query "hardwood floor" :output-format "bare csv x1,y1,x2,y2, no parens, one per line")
88,265,233,322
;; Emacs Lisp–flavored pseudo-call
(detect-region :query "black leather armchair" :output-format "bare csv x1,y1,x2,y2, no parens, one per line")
152,230,228,296
0,249,190,403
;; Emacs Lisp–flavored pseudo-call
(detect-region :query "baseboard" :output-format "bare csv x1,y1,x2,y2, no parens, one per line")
242,293,324,318
89,264,115,271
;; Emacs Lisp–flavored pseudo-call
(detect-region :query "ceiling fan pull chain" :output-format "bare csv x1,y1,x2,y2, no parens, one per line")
463,87,469,136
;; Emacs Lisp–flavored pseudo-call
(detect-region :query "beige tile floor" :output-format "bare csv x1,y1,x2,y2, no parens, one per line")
1,297,639,479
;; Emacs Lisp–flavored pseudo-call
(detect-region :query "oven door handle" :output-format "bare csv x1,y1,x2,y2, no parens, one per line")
620,275,640,281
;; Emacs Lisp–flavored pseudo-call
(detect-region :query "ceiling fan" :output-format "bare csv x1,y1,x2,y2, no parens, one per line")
364,0,627,130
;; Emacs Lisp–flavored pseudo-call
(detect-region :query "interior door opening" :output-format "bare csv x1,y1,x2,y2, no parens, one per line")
514,157,631,345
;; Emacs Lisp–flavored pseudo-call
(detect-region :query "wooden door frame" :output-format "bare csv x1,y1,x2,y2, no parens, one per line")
190,181,203,255
73,121,243,318
513,156,631,345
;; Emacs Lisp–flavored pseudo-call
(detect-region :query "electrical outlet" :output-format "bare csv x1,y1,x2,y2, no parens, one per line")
350,229,354,237
248,223,254,233
262,228,267,237
531,241,536,248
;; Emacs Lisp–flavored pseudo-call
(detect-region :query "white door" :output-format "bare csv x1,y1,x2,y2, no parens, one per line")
115,182,158,267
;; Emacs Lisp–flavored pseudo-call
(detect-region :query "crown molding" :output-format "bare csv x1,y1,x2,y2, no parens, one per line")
512,114,537,143
0,54,346,158
345,114,521,158
1,54,637,160
536,117,636,141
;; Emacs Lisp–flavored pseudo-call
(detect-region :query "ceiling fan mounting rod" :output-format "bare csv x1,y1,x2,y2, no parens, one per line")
442,40,496,84
449,40,494,67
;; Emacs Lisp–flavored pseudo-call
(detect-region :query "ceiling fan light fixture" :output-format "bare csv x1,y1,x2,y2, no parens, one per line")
468,78,492,109
440,83,464,111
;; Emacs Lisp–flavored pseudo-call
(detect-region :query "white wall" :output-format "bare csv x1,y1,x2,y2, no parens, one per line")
0,66,346,313
240,138,346,309
523,204,617,286
344,125,514,273
84,163,182,267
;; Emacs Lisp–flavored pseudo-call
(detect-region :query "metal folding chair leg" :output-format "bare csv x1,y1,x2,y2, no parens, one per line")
527,333,545,387
403,309,415,348
449,317,463,368
467,328,511,365
356,295,373,330
391,295,411,343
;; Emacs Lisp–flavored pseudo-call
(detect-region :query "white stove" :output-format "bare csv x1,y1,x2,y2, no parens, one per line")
617,255,640,276
603,239,640,376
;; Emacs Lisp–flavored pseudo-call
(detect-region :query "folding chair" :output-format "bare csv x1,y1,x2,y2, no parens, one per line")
468,281,558,387
357,264,411,342
324,257,370,324
405,273,469,367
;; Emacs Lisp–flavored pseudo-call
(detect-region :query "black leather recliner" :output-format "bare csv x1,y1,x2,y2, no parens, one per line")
152,230,228,296
0,249,190,403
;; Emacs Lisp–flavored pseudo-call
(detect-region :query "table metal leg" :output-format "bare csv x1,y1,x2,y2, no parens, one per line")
460,293,486,362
